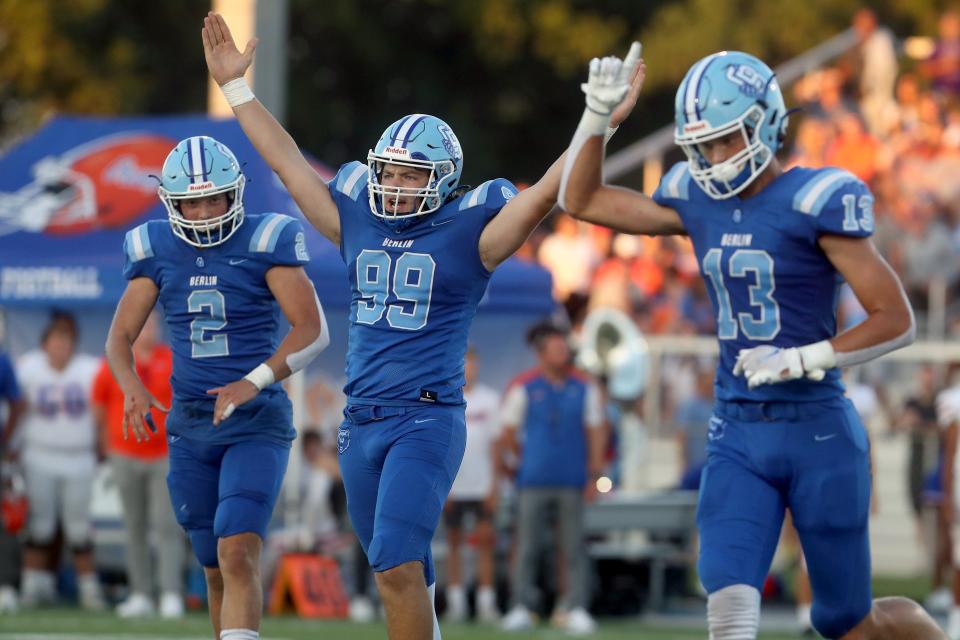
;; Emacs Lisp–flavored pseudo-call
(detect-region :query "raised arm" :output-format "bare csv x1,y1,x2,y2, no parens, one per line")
105,277,165,443
477,43,651,270
202,12,341,245
559,46,685,237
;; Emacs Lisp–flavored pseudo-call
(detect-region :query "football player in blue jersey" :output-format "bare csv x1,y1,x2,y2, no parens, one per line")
105,135,330,640
202,12,642,640
560,50,946,640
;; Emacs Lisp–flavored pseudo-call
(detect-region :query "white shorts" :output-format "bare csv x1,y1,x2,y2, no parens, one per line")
23,463,95,546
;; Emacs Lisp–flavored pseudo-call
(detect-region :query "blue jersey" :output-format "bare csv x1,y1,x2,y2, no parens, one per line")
653,163,874,403
122,213,309,440
329,161,517,406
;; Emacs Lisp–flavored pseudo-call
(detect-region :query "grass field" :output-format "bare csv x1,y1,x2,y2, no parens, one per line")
0,577,937,639
0,608,805,640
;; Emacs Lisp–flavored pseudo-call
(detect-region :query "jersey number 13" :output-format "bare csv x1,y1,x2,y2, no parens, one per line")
703,248,780,340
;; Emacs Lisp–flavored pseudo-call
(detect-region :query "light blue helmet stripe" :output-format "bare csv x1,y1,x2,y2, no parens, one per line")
662,164,691,200
793,169,858,216
460,180,492,210
392,114,425,146
124,224,154,262
249,214,294,253
685,53,720,122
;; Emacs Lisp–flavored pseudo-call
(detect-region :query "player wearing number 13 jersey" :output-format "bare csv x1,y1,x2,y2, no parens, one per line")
561,50,944,639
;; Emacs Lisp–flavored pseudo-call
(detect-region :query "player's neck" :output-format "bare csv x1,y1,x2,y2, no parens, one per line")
739,158,783,199
540,364,569,383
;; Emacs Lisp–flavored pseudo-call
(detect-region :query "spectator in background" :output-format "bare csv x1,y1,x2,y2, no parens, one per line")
537,215,599,302
824,111,881,182
921,9,960,100
10,311,104,609
91,311,185,619
443,347,501,624
936,373,960,638
0,343,25,613
500,322,604,635
674,363,714,491
896,365,952,613
851,8,899,136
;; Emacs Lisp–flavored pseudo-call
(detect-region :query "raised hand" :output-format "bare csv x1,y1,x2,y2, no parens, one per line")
582,41,642,119
611,43,646,128
201,11,258,86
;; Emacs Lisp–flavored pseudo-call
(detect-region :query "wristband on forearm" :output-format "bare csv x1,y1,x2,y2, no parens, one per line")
243,363,275,391
220,77,255,108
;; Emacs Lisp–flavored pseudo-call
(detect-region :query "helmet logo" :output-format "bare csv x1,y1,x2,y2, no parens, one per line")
683,121,708,133
438,124,462,163
187,181,215,192
725,64,766,98
384,146,409,157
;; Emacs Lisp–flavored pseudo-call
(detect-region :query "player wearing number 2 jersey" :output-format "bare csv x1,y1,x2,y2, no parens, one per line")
560,49,945,639
105,135,328,640
201,11,644,640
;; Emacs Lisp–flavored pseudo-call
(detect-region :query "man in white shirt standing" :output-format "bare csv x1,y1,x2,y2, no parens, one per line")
11,312,104,609
443,347,502,624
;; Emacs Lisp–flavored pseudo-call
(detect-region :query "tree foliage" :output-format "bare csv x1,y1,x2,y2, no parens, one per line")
0,0,949,183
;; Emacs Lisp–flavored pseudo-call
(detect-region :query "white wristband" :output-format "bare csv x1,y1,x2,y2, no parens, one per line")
578,107,613,137
798,340,836,372
220,77,255,108
243,363,275,391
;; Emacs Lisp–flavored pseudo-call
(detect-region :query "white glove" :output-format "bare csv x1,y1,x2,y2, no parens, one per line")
733,345,826,389
582,42,642,116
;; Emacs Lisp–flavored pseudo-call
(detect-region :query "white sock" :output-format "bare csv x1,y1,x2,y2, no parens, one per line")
796,603,811,627
428,582,442,640
220,630,259,640
707,584,760,640
478,585,497,612
447,584,465,611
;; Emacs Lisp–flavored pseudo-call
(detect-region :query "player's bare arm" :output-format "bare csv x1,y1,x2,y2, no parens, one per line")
558,47,685,237
819,234,915,356
202,12,341,245
207,265,326,426
478,45,648,270
105,277,168,443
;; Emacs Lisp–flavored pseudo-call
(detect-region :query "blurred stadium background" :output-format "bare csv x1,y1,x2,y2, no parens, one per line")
2,0,960,637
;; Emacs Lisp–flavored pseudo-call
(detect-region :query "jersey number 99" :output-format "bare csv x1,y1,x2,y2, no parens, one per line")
356,250,436,331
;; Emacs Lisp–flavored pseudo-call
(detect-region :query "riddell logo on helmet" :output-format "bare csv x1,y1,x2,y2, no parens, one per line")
188,181,215,191
384,147,409,156
684,122,708,132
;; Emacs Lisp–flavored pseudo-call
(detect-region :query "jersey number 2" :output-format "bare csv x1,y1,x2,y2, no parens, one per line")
703,249,780,341
188,289,229,358
356,250,435,331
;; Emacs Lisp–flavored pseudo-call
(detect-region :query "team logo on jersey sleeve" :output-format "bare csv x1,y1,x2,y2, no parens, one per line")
0,133,175,236
707,416,726,441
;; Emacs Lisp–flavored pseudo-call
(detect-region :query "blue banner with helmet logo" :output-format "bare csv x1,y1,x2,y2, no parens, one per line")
0,115,553,314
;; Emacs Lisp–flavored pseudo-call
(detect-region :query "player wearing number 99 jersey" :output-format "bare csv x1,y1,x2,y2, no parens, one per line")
201,10,645,638
560,50,943,639
106,135,328,640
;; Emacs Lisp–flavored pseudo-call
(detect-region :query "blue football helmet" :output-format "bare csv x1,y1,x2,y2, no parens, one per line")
157,136,245,247
674,51,788,199
367,114,463,224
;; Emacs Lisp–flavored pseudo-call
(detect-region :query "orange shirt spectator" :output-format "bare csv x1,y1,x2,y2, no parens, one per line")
92,344,172,460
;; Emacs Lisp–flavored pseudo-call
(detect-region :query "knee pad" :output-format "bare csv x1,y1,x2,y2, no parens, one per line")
213,492,272,540
707,584,760,640
187,528,219,568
